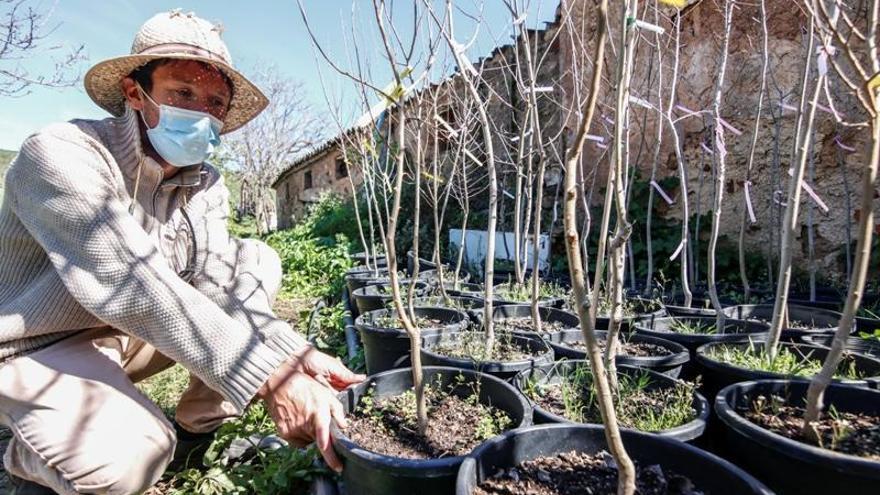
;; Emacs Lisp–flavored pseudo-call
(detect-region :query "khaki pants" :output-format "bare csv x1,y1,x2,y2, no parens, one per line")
0,238,284,494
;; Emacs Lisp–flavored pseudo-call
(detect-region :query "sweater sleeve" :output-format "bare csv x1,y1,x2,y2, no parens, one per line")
188,168,308,358
8,128,285,413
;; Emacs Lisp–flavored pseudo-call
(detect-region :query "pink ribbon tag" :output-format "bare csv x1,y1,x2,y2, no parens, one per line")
651,180,675,205
773,190,788,207
669,239,685,261
835,136,856,152
744,180,757,224
675,104,702,119
786,169,830,213
700,142,714,154
602,114,615,125
595,142,608,149
585,134,605,143
816,102,834,115
719,118,743,136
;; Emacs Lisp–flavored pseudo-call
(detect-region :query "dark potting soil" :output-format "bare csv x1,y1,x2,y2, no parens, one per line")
475,450,704,495
373,315,446,329
343,384,512,460
496,317,574,335
743,396,880,461
565,339,673,358
433,332,537,362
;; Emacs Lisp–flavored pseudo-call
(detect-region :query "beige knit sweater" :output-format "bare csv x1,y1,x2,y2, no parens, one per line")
0,106,306,413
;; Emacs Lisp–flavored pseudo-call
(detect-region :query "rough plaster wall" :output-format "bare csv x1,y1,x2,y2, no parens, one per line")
571,0,878,282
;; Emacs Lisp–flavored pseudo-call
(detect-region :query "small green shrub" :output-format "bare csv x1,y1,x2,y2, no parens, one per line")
264,195,354,299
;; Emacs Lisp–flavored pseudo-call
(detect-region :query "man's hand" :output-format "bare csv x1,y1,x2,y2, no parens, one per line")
292,345,366,391
258,359,349,472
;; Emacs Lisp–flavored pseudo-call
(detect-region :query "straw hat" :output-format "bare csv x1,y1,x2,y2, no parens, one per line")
84,10,268,134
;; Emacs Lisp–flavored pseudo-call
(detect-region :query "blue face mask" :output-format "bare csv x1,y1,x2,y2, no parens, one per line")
138,85,224,167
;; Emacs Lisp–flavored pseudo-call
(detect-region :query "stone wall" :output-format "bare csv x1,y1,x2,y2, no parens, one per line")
566,0,878,283
274,147,362,229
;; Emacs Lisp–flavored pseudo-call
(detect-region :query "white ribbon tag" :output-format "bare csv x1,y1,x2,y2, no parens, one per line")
744,180,757,224
669,239,685,261
651,180,674,205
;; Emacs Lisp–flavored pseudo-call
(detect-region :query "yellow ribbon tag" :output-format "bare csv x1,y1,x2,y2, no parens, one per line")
868,71,880,93
659,0,689,8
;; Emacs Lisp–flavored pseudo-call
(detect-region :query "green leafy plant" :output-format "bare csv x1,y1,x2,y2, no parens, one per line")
669,319,718,335
525,364,697,432
167,404,328,495
708,342,863,379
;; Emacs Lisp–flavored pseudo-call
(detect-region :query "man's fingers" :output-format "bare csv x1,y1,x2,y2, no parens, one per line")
286,430,311,448
315,406,343,472
329,396,348,429
328,365,366,388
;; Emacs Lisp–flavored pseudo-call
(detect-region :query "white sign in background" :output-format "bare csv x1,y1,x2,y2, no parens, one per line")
449,229,550,273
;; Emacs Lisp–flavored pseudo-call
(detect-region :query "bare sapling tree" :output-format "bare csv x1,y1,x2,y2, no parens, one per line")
426,0,501,345
707,0,734,331
562,0,636,492
802,0,879,439
605,0,641,390
367,0,436,434
765,15,824,358
665,14,693,307
0,0,85,97
738,0,769,303
511,2,550,334
227,69,323,234
644,0,665,295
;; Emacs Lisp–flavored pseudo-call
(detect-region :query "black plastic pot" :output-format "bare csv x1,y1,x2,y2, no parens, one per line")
345,268,438,296
350,251,387,268
722,303,844,341
857,315,880,334
355,307,470,375
632,315,770,357
455,424,772,495
332,366,532,495
694,340,880,400
344,266,390,295
547,329,690,378
664,303,718,318
448,283,565,309
412,295,485,323
471,304,580,336
351,281,430,317
421,330,554,381
593,297,668,332
406,250,440,275
716,379,880,494
801,334,880,360
512,361,708,442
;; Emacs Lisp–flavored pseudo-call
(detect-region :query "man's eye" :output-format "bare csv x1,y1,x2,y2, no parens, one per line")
176,88,194,99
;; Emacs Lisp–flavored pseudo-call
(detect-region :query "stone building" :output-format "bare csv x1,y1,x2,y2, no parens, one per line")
271,127,366,229
273,0,878,282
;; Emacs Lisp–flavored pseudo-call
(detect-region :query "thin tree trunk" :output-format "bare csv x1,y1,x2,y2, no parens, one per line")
708,0,734,332
738,0,768,303
766,20,822,358
665,15,691,307
562,2,635,492
803,110,879,438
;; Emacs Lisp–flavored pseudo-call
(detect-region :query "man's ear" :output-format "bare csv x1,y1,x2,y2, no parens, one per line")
121,77,145,111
